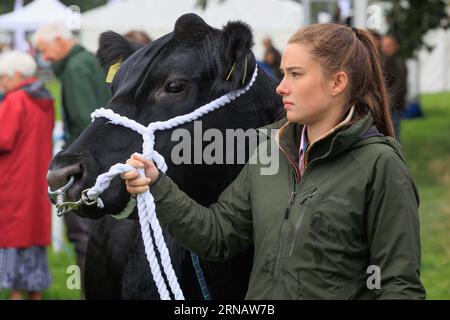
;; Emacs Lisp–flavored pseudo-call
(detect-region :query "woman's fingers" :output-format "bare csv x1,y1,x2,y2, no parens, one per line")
143,159,156,171
121,170,139,180
126,158,145,169
121,154,155,196
131,153,156,170
130,153,159,182
131,153,145,161
127,185,149,196
126,176,151,187
125,176,151,196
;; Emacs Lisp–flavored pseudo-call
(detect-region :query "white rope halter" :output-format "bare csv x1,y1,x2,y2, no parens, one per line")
84,65,258,300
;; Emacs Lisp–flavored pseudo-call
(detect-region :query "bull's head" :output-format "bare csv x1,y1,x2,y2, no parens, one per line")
47,13,281,219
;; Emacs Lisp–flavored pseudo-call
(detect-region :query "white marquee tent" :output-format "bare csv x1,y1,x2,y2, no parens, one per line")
80,0,303,60
408,28,450,94
0,0,69,51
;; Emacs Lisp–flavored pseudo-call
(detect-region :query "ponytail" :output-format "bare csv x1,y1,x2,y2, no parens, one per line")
354,28,394,137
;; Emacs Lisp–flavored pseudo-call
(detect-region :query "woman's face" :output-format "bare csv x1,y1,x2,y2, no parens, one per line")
276,43,338,126
0,75,14,93
0,72,23,93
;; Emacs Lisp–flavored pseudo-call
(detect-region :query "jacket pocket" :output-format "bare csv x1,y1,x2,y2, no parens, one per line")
288,187,317,256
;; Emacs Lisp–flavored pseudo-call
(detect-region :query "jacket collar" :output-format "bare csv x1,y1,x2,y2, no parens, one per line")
5,77,52,101
52,44,85,77
8,77,38,94
274,109,377,180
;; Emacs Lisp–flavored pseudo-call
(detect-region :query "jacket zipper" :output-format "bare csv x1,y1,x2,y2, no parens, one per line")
271,119,348,297
288,189,317,256
271,127,322,298
272,175,297,299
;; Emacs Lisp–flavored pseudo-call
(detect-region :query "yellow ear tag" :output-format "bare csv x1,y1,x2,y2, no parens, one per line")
106,61,122,83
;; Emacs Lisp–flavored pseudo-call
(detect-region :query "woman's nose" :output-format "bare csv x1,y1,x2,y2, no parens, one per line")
276,78,289,96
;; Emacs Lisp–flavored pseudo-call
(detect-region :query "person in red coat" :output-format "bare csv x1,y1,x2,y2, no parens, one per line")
0,50,54,300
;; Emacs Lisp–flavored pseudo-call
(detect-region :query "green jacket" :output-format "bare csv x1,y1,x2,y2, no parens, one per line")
53,44,110,145
152,112,426,299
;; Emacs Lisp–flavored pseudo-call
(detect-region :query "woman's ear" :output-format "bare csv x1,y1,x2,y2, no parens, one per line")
331,71,348,96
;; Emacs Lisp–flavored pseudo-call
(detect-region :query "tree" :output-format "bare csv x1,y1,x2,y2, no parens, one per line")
0,0,32,14
59,0,107,12
386,0,449,58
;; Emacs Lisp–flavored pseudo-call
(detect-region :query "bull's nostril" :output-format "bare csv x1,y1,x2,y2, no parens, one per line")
47,163,83,191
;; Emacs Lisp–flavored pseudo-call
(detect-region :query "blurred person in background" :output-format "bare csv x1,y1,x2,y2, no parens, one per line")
34,23,110,147
381,34,407,140
0,51,54,300
0,43,10,101
262,37,283,82
34,23,110,297
123,30,152,45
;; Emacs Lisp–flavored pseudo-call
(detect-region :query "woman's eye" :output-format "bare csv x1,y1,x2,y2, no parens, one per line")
292,72,302,78
165,80,186,94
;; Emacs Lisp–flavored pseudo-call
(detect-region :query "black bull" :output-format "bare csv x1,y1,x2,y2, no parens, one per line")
47,13,283,299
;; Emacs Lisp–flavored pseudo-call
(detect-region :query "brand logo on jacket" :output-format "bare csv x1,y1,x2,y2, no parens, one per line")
328,195,350,206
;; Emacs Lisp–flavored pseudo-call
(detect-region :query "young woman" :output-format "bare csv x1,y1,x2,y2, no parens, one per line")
122,24,425,299
0,51,54,300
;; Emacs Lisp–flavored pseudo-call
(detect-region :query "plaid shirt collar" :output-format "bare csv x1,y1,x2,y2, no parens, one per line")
298,125,308,175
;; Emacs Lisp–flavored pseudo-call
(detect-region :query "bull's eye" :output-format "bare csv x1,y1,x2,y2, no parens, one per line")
165,80,186,94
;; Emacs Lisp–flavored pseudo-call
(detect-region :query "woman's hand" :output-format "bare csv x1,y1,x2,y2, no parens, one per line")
121,153,160,197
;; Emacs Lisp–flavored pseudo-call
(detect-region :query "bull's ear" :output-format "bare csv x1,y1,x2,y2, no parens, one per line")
174,13,210,38
97,31,142,72
214,21,254,93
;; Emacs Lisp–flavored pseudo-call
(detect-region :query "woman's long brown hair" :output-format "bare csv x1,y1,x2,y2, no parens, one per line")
288,24,394,137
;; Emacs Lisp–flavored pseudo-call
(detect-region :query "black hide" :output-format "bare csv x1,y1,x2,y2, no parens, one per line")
49,13,282,299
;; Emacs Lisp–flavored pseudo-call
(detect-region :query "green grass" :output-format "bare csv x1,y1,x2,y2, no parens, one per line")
401,92,450,299
43,243,81,300
45,80,62,121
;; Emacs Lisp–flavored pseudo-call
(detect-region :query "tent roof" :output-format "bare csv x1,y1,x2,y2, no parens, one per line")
200,0,303,31
82,0,199,31
0,0,68,31
80,0,303,58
